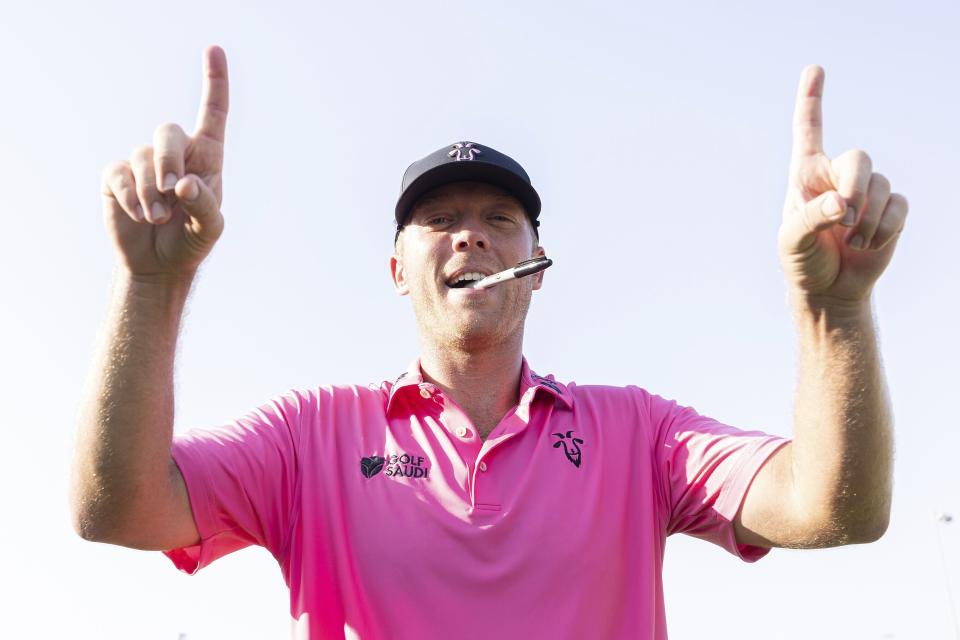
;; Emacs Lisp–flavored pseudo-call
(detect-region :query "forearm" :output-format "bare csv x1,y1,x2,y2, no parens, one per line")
71,269,194,540
789,292,893,543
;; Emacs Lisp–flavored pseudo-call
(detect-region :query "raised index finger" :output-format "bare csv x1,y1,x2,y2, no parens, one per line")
791,64,825,159
194,45,229,142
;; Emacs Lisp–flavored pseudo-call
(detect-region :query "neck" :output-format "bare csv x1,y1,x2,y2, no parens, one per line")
418,332,524,439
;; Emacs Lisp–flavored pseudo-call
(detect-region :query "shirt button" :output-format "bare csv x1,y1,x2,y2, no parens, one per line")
419,387,431,398
479,461,488,472
455,426,469,438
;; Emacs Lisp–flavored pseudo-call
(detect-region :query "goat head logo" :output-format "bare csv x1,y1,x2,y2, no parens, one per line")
448,142,482,161
552,430,583,468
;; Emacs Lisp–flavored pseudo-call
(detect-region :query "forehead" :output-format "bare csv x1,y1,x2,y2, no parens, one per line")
410,181,524,213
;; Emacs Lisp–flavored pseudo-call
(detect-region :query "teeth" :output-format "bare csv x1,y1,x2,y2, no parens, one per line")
452,272,486,284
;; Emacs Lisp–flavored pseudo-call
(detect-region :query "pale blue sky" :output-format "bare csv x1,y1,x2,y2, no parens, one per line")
1,1,958,638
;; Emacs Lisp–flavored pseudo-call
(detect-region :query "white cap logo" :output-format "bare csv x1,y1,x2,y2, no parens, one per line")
448,142,482,161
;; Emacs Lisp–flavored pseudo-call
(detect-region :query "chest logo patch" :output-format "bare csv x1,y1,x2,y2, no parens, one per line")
552,430,584,468
360,452,430,479
360,455,386,478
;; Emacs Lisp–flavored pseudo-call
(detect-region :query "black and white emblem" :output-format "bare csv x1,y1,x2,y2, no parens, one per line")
448,142,482,161
360,455,386,478
552,430,583,468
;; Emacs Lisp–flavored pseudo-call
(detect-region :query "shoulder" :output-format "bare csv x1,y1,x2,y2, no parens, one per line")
565,381,659,414
557,381,712,450
569,384,704,426
279,381,392,421
529,367,693,426
542,379,665,440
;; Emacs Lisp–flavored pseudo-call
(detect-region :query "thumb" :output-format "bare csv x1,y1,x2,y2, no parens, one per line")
174,174,223,231
783,190,847,252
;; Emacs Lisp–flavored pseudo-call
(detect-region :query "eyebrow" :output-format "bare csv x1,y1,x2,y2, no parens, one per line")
411,195,446,210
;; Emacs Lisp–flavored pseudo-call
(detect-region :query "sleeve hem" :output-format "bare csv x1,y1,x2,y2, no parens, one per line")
719,436,792,562
161,439,220,574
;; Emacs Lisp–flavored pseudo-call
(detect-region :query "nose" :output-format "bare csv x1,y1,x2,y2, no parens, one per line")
451,224,488,252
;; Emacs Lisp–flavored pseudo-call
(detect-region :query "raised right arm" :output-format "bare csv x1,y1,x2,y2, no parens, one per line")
70,46,230,550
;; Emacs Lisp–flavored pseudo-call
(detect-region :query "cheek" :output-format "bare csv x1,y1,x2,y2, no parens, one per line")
403,259,440,298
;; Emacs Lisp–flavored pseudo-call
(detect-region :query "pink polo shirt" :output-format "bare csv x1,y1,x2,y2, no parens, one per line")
165,359,790,639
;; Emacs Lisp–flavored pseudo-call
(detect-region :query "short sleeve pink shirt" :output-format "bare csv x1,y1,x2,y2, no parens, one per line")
165,359,790,639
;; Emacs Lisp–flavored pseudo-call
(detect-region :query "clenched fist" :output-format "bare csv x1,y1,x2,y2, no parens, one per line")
779,65,909,305
101,46,229,279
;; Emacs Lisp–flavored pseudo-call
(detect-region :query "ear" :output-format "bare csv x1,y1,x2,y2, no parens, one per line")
531,245,547,291
390,254,410,296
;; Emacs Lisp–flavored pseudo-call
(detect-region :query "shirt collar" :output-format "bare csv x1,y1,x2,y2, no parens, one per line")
385,356,573,415
385,359,426,413
519,357,573,410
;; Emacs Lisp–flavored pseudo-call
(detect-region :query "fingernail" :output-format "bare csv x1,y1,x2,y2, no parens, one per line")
135,204,145,221
841,206,857,227
821,195,844,218
849,234,865,250
163,173,178,191
151,202,167,223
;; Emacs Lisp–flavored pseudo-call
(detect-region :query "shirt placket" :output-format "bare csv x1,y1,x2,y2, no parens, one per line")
424,383,545,512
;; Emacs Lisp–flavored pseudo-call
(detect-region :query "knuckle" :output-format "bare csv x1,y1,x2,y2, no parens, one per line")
841,185,867,206
101,161,128,184
114,177,136,198
835,148,872,175
154,121,183,137
850,148,872,167
889,193,909,212
131,145,153,163
848,185,867,201
870,173,891,192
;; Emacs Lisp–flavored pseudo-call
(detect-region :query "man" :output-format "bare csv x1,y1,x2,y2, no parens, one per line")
70,45,907,639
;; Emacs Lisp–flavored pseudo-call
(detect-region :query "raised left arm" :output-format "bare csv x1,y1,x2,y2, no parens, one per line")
734,65,908,549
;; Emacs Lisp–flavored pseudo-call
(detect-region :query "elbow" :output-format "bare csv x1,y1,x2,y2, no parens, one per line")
828,511,891,546
69,455,130,543
71,512,103,543
844,495,892,544
796,481,892,546
71,502,129,545
847,512,890,544
794,504,890,548
69,480,123,544
69,493,108,543
69,475,95,541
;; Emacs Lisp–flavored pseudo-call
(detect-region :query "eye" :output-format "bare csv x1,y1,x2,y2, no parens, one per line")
423,214,454,225
488,212,518,224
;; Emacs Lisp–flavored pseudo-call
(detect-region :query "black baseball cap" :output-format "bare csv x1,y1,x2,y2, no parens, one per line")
394,141,542,238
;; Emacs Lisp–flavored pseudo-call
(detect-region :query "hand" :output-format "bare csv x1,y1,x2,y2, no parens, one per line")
778,65,908,305
101,46,229,280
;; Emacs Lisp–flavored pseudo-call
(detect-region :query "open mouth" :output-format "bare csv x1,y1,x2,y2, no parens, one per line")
446,272,489,289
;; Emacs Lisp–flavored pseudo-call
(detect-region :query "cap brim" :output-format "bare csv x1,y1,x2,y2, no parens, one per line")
395,161,542,227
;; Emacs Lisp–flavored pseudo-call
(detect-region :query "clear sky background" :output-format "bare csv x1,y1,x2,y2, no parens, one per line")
1,1,957,638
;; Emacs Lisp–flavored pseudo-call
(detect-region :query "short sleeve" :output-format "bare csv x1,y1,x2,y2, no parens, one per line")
163,391,302,574
648,393,790,562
